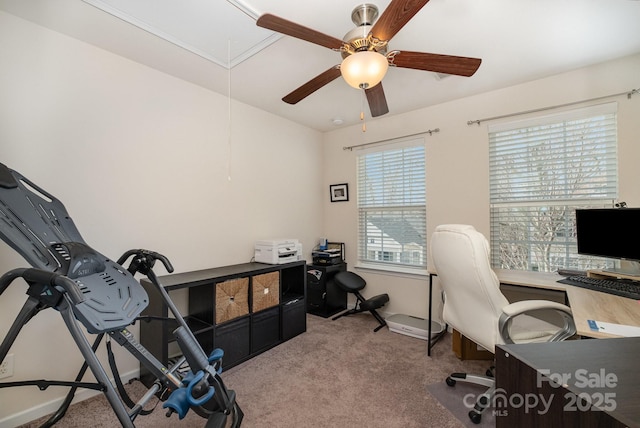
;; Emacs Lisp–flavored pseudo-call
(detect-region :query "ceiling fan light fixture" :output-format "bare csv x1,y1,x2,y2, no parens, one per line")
340,51,389,90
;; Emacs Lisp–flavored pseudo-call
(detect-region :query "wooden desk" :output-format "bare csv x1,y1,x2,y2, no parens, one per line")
495,337,640,427
427,269,640,355
495,269,640,339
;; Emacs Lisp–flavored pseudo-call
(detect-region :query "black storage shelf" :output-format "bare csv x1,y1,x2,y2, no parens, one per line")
183,316,213,334
281,292,305,304
164,316,213,340
139,261,306,384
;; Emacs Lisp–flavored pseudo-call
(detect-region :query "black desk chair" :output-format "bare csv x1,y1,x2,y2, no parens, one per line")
331,271,389,332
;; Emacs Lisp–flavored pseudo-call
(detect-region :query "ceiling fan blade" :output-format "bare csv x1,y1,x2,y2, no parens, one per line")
365,83,389,117
391,51,482,77
257,14,344,50
370,0,430,41
282,66,342,104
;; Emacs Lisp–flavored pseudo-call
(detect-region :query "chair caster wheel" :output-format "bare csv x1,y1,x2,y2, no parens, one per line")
445,377,456,387
469,410,482,424
478,394,490,407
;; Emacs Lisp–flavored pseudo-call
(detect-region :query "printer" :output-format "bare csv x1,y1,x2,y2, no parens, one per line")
254,239,303,264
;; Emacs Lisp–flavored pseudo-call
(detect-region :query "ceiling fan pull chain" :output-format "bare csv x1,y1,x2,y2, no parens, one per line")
361,90,367,132
227,39,233,181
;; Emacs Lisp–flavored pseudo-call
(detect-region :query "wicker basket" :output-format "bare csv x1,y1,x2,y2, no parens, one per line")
252,271,280,313
215,277,249,324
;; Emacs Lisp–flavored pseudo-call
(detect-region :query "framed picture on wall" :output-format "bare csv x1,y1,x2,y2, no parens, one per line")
330,183,349,202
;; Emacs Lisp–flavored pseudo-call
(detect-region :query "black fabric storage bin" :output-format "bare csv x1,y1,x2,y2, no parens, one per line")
251,307,280,353
214,317,250,368
282,298,306,340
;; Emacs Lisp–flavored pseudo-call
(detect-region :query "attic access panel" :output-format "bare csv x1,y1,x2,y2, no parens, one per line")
82,0,280,67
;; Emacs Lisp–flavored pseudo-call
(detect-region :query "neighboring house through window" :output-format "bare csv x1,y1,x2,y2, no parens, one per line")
357,137,427,273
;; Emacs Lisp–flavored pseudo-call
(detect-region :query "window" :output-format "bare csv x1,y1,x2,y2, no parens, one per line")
357,138,426,272
489,103,618,272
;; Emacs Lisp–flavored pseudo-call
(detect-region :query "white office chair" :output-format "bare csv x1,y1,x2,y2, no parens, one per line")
430,224,576,424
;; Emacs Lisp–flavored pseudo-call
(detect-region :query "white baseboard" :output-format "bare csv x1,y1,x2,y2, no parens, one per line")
0,369,140,428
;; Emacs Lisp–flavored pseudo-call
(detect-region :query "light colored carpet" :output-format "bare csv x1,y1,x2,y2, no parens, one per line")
426,382,496,427
20,313,493,427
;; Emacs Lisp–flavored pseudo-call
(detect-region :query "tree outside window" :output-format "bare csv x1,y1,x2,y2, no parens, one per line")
489,103,618,272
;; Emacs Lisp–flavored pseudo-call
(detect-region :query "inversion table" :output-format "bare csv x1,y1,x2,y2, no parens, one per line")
0,163,243,427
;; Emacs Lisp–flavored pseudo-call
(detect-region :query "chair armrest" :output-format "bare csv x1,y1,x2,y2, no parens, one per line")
502,300,572,318
499,300,577,344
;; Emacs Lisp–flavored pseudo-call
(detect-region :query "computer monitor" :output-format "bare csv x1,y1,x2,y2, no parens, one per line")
575,208,640,276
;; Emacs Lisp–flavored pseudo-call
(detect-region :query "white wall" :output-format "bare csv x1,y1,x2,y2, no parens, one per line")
2,6,640,425
322,53,640,320
0,11,324,425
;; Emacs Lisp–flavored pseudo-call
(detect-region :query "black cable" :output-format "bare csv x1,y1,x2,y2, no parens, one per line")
106,340,155,416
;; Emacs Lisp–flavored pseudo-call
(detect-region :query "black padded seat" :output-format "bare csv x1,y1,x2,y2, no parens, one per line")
360,294,389,311
331,271,389,332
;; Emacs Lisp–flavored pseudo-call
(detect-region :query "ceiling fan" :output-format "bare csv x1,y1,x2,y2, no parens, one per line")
256,0,482,118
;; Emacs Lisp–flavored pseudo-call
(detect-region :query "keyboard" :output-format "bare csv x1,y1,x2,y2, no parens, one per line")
558,275,640,300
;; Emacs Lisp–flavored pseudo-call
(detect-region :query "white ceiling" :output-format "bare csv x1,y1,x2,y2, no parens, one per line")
2,0,640,132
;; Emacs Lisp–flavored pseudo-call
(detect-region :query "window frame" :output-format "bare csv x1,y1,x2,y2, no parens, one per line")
488,103,619,272
356,137,427,275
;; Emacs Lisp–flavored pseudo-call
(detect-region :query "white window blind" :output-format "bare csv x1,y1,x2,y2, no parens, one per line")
357,138,426,271
489,103,618,272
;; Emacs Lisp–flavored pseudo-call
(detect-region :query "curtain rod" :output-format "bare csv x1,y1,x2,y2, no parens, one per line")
467,87,639,126
343,128,440,151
